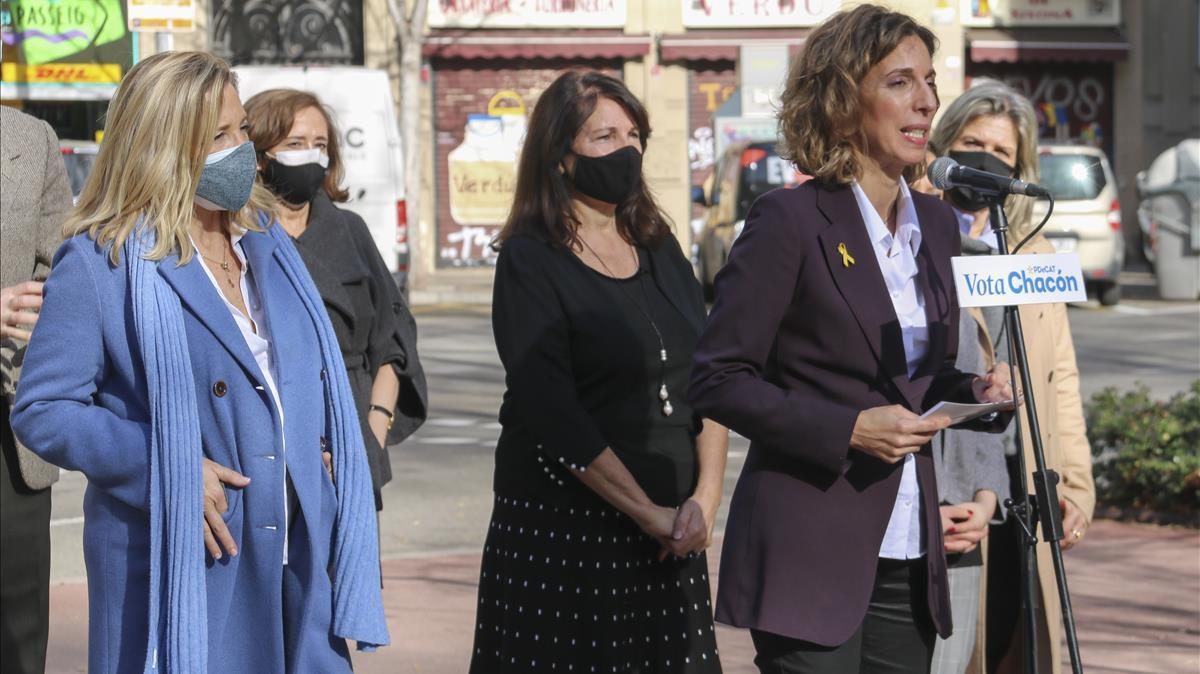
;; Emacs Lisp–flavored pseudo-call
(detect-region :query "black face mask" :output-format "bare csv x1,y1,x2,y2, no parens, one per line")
567,145,643,205
262,158,327,206
944,150,1017,212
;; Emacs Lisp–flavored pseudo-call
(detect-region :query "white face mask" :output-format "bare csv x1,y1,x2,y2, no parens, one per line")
271,148,330,168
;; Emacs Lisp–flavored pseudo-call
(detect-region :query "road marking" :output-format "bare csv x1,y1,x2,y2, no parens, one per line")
426,417,478,428
418,437,478,445
1110,304,1200,316
1133,331,1200,342
50,516,85,528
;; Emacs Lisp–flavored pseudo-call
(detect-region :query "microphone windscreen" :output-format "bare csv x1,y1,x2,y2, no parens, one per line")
927,156,958,191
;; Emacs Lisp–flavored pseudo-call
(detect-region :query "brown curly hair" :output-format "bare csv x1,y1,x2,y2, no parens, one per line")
778,4,938,185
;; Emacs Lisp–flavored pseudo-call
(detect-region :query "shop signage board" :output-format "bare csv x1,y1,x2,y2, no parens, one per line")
682,0,840,28
428,0,628,29
961,0,1120,26
1,0,136,100
128,0,196,33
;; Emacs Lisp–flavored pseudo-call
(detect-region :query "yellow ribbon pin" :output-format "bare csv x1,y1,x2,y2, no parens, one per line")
837,242,856,268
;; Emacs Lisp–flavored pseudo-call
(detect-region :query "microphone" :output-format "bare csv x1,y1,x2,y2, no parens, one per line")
928,156,1051,198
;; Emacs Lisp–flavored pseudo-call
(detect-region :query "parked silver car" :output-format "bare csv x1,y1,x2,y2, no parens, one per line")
1033,144,1125,305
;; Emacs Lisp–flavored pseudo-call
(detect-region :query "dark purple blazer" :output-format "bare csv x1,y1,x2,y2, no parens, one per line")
690,180,998,646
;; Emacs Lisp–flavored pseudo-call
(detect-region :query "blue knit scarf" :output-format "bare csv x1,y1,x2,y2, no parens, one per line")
126,217,388,672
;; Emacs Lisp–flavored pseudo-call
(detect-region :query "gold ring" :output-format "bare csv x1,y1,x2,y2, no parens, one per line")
1072,529,1082,540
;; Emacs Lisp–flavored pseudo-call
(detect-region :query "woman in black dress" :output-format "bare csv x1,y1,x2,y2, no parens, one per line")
244,89,427,510
470,71,728,674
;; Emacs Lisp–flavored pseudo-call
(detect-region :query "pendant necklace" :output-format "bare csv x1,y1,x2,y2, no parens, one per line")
197,239,236,289
579,236,674,417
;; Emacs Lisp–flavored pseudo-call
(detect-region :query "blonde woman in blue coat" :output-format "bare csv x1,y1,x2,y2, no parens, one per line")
10,51,387,673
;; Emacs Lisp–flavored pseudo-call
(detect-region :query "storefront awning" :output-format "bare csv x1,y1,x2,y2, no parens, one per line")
968,28,1129,63
659,29,809,63
423,30,652,60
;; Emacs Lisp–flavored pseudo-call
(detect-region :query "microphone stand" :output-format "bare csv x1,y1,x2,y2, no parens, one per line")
986,196,1084,674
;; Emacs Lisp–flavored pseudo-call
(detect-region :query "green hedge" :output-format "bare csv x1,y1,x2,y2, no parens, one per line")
1085,380,1200,515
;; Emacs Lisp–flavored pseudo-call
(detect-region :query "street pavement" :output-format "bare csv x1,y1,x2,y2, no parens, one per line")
40,298,1200,671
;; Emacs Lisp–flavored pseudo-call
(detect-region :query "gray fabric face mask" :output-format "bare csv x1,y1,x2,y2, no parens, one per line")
195,141,257,212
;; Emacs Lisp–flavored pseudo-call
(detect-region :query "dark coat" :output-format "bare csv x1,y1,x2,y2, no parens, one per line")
293,194,427,504
689,181,1008,647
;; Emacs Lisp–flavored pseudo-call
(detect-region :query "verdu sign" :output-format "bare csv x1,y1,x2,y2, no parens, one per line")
952,254,1087,307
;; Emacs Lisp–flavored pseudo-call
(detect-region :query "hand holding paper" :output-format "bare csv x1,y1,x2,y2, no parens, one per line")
920,399,1016,426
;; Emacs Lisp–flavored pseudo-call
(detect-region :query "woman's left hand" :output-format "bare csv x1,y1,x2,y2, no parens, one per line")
368,413,389,451
1059,498,1088,551
661,499,709,560
941,502,990,554
973,362,1016,405
322,451,333,483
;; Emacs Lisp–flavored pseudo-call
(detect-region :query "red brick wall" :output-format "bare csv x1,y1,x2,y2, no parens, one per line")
686,64,737,219
432,59,622,268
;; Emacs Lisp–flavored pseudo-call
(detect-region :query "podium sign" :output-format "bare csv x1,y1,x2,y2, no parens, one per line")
952,253,1087,307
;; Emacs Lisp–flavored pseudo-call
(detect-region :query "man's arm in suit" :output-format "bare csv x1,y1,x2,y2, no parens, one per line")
34,119,71,280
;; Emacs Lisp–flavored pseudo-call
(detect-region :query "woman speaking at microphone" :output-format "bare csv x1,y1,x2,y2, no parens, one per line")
925,80,1095,674
689,6,1014,672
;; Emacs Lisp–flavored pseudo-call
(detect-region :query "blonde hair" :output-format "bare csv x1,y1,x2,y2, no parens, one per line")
65,51,275,264
928,79,1041,239
777,4,938,185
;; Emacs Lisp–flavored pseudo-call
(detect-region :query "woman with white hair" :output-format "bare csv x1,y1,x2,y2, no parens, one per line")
11,51,387,672
924,80,1096,674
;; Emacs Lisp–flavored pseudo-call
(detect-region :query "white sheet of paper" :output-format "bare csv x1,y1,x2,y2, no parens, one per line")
921,400,1013,425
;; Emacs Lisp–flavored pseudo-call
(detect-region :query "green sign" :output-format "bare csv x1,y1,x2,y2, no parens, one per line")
1,0,135,94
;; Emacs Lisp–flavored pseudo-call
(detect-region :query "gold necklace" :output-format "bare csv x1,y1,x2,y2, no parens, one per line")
196,239,236,289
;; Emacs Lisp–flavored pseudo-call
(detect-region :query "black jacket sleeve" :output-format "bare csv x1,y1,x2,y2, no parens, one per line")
347,211,428,444
492,237,609,470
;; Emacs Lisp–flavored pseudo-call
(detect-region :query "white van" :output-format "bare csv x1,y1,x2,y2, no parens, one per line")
233,66,409,291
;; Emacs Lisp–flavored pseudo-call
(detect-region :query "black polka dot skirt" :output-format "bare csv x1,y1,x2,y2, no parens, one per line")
469,495,723,674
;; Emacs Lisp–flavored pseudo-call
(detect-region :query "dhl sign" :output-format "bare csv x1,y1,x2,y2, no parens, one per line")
1,63,122,84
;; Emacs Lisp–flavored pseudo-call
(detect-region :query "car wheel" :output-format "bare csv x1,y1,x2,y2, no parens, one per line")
1097,281,1121,306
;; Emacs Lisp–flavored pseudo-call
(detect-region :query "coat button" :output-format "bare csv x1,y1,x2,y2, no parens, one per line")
320,436,329,450
212,381,227,397
319,368,327,381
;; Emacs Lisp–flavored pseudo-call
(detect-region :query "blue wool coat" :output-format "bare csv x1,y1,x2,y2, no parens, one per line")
12,229,357,673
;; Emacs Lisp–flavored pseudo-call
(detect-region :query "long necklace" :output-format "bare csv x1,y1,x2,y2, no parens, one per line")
579,236,674,417
196,238,237,289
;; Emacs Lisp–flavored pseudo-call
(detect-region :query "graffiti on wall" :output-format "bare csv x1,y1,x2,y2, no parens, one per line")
441,91,527,265
970,63,1113,158
210,0,364,65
